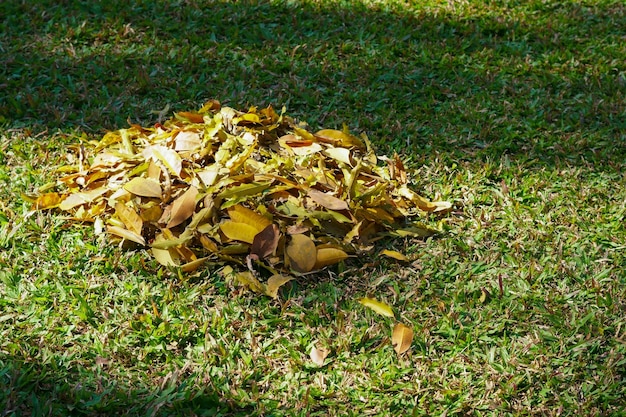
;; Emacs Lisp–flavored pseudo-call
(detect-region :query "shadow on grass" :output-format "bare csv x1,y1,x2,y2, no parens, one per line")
1,0,624,166
0,355,254,416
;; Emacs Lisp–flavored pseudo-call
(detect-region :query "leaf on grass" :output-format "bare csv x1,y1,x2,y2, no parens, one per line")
286,233,317,273
115,202,143,235
380,249,409,262
107,225,146,246
31,192,64,210
59,187,108,211
234,270,266,295
359,297,395,318
123,177,162,198
392,322,414,355
314,247,349,270
265,274,293,298
309,345,329,366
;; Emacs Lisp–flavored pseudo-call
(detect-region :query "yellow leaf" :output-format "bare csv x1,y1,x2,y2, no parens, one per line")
59,187,109,211
315,128,365,149
380,249,409,262
313,247,349,270
166,186,199,228
264,274,293,299
31,192,64,210
309,345,329,366
142,144,182,177
115,202,143,235
234,271,266,294
392,322,414,355
227,204,271,233
323,147,353,166
180,257,209,273
107,225,146,246
307,188,349,211
174,130,202,151
123,177,162,198
358,297,395,318
219,221,259,244
285,234,317,273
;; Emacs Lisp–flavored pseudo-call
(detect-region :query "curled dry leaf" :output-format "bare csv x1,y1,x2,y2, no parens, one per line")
392,322,414,355
309,345,330,366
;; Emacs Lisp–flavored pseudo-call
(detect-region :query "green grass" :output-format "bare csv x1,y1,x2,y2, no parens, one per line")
1,0,625,415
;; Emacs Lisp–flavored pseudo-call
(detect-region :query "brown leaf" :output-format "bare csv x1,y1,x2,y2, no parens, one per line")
250,224,280,259
285,234,317,273
392,322,414,355
307,188,349,211
115,202,143,235
166,186,199,228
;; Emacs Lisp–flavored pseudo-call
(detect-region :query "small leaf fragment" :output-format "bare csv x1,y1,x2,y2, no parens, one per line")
309,345,329,366
358,297,395,318
392,322,414,355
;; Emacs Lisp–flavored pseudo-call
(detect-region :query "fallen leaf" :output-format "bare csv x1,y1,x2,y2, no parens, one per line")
250,224,280,259
123,177,162,198
107,225,146,246
380,249,409,262
309,345,329,366
358,297,395,318
265,274,293,298
166,186,199,228
307,188,349,211
314,247,349,270
219,221,258,244
285,233,317,273
392,322,414,355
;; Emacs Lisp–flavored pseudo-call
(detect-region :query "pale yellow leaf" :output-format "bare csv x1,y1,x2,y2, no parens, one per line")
380,249,409,262
59,187,108,211
323,147,353,165
392,322,414,355
123,177,162,198
309,345,329,366
174,130,201,151
219,221,259,244
286,234,317,273
264,274,293,299
107,225,146,246
358,297,395,318
115,202,143,235
142,144,182,177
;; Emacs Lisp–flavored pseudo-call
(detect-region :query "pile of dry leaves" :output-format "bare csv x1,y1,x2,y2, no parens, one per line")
30,100,450,297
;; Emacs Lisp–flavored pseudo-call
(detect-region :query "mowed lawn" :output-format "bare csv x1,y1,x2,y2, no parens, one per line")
1,0,625,415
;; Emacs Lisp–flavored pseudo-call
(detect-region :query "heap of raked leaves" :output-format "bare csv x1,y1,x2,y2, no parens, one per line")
30,101,451,301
